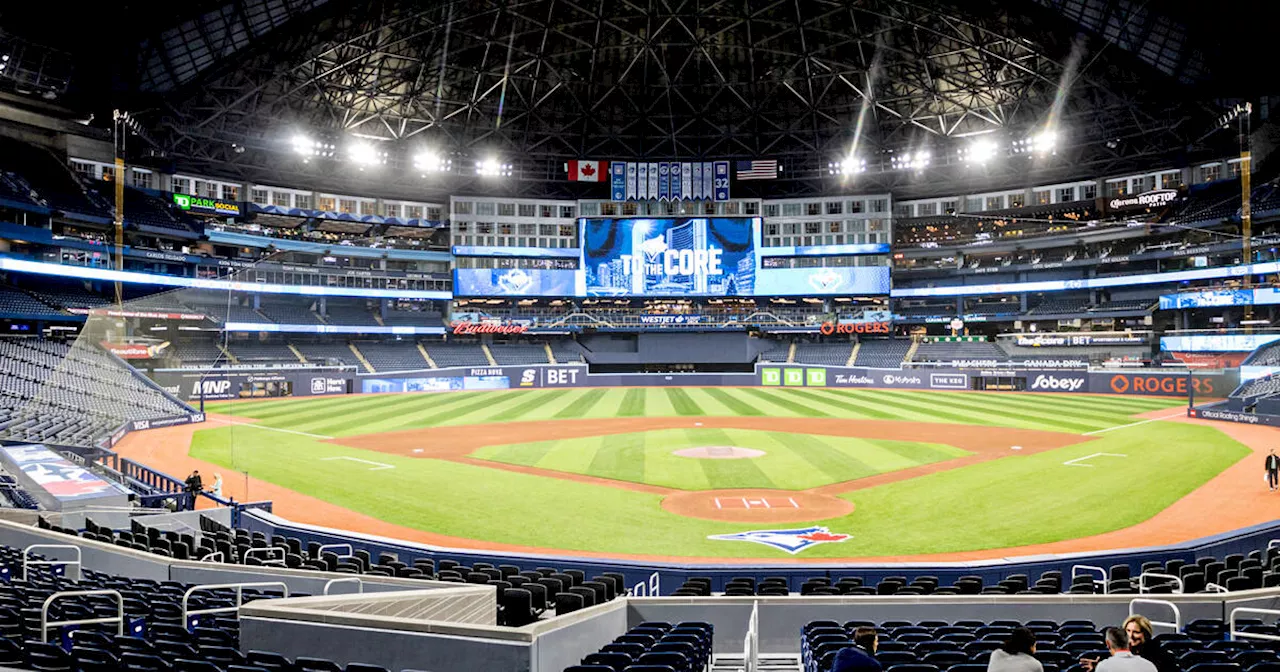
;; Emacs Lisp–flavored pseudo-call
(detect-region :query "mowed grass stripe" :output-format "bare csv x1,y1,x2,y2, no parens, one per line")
812,389,954,422
618,388,647,417
665,388,706,416
298,392,491,435
243,393,421,423
783,389,891,419
263,391,476,429
489,389,574,422
740,388,830,417
694,428,775,488
408,391,545,428
681,388,741,417
701,388,768,416
899,390,1127,427
553,389,609,419
869,389,1105,432
585,432,646,483
830,389,984,424
948,390,1172,418
480,438,559,466
780,432,879,483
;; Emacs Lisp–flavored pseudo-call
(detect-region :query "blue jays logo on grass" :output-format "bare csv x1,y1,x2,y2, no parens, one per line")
708,526,851,554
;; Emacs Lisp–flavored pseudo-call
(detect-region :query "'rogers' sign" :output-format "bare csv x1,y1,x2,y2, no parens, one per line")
820,321,891,335
451,321,529,335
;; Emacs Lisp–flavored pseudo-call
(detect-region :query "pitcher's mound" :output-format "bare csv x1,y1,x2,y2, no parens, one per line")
663,489,854,523
674,446,765,459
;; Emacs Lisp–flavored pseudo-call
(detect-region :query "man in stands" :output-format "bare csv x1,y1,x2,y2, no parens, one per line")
833,626,882,672
183,470,203,511
1092,627,1157,672
1266,449,1279,491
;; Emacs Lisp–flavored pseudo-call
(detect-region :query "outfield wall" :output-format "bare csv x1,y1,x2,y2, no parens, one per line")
148,364,1237,401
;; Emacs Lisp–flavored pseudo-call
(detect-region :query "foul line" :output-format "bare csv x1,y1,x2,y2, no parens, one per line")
320,456,395,471
211,418,334,440
1083,411,1186,436
1063,452,1128,467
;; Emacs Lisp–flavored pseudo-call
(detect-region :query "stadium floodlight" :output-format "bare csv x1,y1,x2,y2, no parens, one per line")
290,134,335,160
828,156,866,176
959,138,999,164
891,150,931,171
475,158,513,177
348,141,387,168
1012,130,1057,156
413,149,451,174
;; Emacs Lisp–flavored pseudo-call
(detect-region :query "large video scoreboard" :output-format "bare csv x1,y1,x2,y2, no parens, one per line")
453,217,890,297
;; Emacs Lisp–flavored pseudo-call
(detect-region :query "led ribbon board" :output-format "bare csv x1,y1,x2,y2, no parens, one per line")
0,257,452,300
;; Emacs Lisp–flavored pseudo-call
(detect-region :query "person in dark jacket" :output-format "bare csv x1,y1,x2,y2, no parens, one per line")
833,627,882,672
183,470,203,511
1266,450,1279,491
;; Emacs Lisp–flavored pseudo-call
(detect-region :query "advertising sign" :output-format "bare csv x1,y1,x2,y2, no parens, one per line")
101,341,169,359
1105,189,1178,212
753,267,891,296
173,193,242,216
1096,371,1234,397
820,321,892,335
0,445,116,500
583,218,758,296
452,268,581,297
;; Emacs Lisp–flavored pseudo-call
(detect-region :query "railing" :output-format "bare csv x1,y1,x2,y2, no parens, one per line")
40,589,123,643
200,552,225,563
1229,608,1280,642
23,544,81,581
324,578,364,595
1207,583,1230,593
317,543,355,559
1129,599,1182,633
243,547,286,566
1139,571,1185,594
1072,565,1109,594
181,582,289,625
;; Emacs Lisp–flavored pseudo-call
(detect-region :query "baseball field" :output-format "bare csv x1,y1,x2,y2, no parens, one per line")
188,387,1249,559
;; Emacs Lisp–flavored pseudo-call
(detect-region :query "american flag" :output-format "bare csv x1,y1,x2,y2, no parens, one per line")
735,159,778,180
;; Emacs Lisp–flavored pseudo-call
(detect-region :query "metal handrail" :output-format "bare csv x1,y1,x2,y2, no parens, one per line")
631,571,660,597
1072,564,1109,594
1230,608,1280,642
23,544,82,581
242,547,285,566
1139,571,1185,594
317,543,354,559
41,590,123,643
1207,582,1230,593
323,578,364,595
181,582,289,625
200,552,225,563
1268,539,1280,551
1129,598,1182,633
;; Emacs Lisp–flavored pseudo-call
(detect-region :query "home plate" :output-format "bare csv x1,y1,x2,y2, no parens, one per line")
1011,446,1022,451
412,449,424,453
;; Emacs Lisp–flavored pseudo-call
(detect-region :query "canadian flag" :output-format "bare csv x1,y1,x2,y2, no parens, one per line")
567,160,608,182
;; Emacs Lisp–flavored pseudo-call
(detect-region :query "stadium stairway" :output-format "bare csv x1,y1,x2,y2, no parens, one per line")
787,341,797,363
846,342,860,367
416,343,438,368
349,343,376,373
545,342,557,364
482,344,498,366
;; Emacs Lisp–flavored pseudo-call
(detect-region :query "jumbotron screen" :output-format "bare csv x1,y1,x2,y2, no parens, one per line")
452,217,891,297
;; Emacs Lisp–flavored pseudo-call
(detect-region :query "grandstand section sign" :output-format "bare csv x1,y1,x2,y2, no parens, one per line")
172,193,242,216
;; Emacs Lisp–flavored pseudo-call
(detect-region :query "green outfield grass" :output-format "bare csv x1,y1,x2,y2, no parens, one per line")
191,387,1248,558
471,427,967,490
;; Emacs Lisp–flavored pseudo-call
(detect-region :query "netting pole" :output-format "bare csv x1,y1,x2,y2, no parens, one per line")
111,111,126,308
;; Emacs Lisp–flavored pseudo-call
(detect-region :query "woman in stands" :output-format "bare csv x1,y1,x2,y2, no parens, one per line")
1123,616,1174,672
989,627,1043,672
1080,617,1173,672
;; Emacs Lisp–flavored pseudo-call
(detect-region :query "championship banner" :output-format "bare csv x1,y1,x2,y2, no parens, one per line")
611,163,627,200
637,162,649,200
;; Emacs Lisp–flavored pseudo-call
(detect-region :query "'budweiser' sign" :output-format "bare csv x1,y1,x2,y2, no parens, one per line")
451,321,529,335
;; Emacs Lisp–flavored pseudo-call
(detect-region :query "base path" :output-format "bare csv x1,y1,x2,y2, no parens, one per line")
113,411,1280,564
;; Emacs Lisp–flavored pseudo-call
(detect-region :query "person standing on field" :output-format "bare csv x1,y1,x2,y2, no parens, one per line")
1267,450,1279,491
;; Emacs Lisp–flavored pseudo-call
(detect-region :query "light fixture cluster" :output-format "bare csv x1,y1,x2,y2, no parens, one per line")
957,138,999,164
1012,131,1057,156
891,150,931,171
290,135,337,160
412,150,453,174
828,157,866,176
475,159,513,177
348,141,389,168
0,53,10,73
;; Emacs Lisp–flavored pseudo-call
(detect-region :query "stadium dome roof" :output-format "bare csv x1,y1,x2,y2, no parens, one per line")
1,0,1263,198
